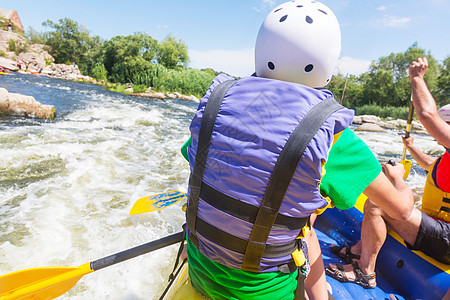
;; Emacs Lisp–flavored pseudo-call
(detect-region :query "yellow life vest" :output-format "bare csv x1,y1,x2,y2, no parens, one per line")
421,156,450,223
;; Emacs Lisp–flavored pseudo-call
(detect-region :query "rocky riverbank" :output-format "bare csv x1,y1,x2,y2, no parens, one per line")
353,115,427,134
0,30,91,81
0,31,430,127
127,89,200,103
0,82,428,136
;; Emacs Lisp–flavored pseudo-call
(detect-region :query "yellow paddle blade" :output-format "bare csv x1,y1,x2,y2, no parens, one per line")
0,263,92,300
129,190,186,215
400,159,412,180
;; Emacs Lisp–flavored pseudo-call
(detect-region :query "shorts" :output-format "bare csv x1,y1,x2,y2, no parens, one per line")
405,211,450,264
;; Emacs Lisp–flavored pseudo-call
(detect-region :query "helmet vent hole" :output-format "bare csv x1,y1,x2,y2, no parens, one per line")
274,8,283,13
296,5,303,8
305,64,314,72
268,62,275,70
306,16,313,23
318,9,327,15
279,15,288,22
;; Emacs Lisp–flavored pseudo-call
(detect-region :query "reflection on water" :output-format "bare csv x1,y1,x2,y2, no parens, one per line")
0,73,444,299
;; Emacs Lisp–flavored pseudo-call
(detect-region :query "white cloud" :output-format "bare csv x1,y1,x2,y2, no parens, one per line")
377,5,387,11
380,15,411,28
252,0,277,12
189,48,254,77
189,49,371,78
335,56,372,76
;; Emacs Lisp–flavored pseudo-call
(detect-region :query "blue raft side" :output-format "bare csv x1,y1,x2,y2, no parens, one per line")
316,207,450,300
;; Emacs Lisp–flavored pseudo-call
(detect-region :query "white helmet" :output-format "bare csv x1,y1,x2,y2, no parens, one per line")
255,0,341,88
438,104,450,122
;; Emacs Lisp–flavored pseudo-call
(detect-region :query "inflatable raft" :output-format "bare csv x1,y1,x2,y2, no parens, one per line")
163,195,450,300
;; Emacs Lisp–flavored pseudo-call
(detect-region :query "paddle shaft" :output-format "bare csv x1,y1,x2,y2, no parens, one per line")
401,98,415,162
0,232,185,300
91,231,184,271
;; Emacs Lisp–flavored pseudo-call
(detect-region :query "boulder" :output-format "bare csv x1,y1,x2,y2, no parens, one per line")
359,115,381,124
352,116,363,124
353,114,429,135
355,123,386,132
0,57,18,71
132,91,166,100
18,50,53,71
0,87,55,119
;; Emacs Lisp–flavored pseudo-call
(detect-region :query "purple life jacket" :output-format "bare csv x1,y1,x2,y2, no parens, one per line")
186,74,354,272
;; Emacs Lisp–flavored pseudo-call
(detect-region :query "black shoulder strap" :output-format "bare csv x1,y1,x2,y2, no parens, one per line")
241,97,343,272
186,79,237,240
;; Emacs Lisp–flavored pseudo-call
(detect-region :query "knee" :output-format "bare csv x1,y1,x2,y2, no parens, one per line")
364,198,383,216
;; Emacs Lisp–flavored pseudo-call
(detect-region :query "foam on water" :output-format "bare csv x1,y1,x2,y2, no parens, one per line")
0,74,445,299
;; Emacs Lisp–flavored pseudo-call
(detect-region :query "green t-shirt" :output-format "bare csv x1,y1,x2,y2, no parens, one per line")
182,128,381,299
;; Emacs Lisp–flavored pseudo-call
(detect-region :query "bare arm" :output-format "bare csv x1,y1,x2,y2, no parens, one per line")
363,163,414,221
409,58,450,148
402,135,435,171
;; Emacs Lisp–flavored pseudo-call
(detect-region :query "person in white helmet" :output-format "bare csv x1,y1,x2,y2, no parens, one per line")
327,57,450,289
180,1,414,298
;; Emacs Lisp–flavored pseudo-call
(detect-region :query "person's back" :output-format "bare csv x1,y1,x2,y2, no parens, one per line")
185,1,352,298
185,1,416,298
186,74,353,299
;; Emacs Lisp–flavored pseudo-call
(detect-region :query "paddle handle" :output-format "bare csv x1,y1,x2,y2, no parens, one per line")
90,231,184,271
401,98,415,161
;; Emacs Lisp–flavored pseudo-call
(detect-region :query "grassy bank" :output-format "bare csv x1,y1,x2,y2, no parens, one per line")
92,63,219,100
353,104,411,120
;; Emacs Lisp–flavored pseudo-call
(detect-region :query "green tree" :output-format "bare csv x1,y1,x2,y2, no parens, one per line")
91,63,108,81
25,26,46,44
156,34,189,69
327,74,363,108
99,33,157,77
360,43,439,107
436,56,450,107
42,18,101,66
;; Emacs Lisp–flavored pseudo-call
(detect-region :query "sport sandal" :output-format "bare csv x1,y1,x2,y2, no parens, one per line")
325,262,376,289
329,245,361,264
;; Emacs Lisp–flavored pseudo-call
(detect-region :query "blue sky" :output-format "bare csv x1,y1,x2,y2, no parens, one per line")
4,0,450,77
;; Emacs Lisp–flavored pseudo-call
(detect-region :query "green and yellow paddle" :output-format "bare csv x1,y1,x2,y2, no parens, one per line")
0,232,184,300
400,97,414,180
130,190,187,215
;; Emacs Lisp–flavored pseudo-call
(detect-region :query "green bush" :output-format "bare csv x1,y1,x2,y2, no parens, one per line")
133,65,215,99
109,61,215,98
354,105,410,120
8,39,29,55
0,50,6,58
91,63,108,81
108,84,128,93
132,84,148,93
44,57,53,66
7,39,16,52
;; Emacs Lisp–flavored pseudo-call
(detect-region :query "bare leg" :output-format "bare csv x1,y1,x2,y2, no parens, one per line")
305,215,328,300
381,208,422,246
359,199,387,276
327,198,384,286
443,287,450,300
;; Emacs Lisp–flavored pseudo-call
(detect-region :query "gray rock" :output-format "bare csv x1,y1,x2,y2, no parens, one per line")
355,123,387,132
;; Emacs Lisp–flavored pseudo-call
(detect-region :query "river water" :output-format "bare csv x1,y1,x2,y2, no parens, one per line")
0,73,444,299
